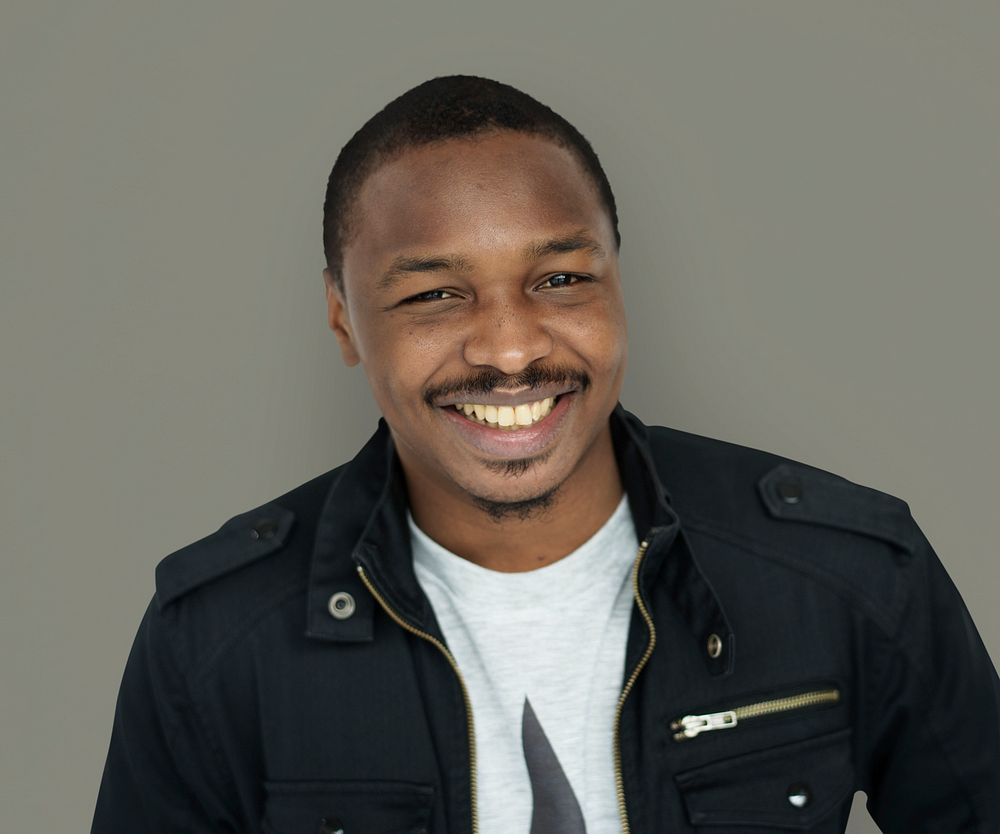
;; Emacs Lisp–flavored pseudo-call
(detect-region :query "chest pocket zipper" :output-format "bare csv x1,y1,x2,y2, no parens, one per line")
670,687,841,741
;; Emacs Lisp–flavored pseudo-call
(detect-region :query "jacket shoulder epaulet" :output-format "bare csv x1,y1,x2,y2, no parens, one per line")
154,500,296,609
757,461,920,558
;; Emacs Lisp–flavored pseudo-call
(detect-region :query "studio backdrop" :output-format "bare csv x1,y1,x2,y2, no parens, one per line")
2,3,998,832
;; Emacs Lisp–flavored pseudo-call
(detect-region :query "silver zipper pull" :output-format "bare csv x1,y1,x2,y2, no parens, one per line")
670,709,738,740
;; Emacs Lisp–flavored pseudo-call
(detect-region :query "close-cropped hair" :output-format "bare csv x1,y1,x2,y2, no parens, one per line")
322,73,622,297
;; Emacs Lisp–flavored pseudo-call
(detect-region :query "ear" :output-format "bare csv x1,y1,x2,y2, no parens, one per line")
323,268,361,367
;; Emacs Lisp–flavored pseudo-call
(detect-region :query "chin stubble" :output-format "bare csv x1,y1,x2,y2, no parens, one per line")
478,446,554,477
470,481,560,523
467,445,564,520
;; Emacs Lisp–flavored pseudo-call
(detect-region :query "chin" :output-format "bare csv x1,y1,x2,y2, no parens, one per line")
465,481,562,522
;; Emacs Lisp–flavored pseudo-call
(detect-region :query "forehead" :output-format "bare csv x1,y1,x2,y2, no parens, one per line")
346,132,610,278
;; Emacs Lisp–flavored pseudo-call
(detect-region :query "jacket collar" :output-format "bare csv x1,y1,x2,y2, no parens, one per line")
306,401,734,677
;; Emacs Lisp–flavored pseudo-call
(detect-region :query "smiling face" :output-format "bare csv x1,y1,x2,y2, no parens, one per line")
324,130,627,520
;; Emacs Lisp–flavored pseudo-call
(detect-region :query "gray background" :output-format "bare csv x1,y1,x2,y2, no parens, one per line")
2,2,998,831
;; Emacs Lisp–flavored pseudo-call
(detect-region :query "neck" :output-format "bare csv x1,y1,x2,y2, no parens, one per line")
401,423,624,572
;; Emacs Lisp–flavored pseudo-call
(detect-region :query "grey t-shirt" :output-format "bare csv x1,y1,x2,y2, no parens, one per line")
409,492,639,834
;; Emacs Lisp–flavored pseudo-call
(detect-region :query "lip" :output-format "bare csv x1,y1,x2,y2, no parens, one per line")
438,392,576,458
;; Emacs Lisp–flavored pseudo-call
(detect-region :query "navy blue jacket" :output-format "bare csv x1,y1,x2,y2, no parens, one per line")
92,403,1000,832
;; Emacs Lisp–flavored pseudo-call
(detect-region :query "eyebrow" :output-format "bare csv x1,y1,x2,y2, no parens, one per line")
375,229,607,293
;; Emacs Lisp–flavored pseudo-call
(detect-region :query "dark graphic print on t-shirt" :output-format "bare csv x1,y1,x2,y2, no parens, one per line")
522,697,586,834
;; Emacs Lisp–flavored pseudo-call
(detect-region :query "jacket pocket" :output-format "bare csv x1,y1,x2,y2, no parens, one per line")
261,779,434,834
673,725,855,831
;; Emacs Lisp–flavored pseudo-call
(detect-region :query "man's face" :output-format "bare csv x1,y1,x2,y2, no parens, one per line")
324,130,627,513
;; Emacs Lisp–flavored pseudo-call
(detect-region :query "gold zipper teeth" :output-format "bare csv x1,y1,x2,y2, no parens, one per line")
670,688,841,741
356,565,479,834
613,538,654,834
735,689,840,719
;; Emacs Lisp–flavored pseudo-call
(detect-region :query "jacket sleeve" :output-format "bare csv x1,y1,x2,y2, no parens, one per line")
91,596,238,833
862,515,1000,832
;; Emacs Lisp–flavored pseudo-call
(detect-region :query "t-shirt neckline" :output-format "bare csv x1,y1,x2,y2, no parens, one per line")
407,491,635,607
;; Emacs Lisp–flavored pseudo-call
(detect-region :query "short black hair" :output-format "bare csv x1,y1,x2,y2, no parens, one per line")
322,74,621,296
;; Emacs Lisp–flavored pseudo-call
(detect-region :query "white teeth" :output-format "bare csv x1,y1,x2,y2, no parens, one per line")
450,395,562,429
514,404,533,425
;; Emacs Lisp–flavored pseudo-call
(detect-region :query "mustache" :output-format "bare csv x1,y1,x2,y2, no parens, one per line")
423,364,591,407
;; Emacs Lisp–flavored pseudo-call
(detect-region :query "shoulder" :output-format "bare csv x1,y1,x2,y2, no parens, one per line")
646,423,918,552
153,499,297,610
149,465,345,661
643,422,923,626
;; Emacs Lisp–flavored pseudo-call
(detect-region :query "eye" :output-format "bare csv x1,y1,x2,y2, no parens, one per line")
400,289,457,304
538,273,591,290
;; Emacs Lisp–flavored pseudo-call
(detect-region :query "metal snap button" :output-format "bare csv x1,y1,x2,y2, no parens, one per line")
777,480,802,504
706,632,722,658
787,782,812,807
249,518,277,540
319,817,345,834
328,591,356,620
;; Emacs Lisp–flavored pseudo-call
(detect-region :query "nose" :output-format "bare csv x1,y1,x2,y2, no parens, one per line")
461,293,554,376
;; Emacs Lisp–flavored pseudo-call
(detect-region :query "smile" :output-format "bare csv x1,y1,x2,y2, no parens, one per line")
438,392,575,458
450,395,560,431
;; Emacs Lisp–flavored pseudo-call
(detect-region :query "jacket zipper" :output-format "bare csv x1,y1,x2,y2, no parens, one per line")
356,564,479,834
612,537,655,834
670,687,841,741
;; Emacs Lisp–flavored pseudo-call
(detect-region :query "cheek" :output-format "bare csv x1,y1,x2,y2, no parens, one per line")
364,322,456,394
559,306,627,366
408,321,457,353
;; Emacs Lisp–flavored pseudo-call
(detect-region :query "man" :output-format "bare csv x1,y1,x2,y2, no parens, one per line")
92,75,1000,833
